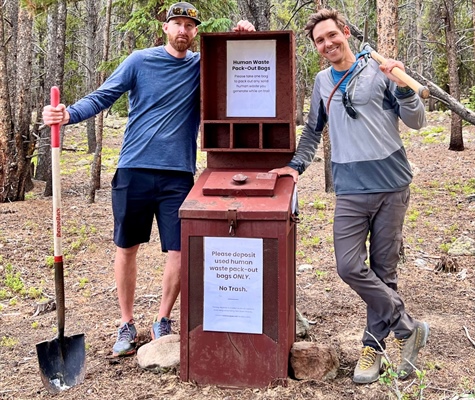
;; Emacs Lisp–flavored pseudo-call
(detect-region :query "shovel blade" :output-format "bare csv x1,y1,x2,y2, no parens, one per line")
36,333,86,394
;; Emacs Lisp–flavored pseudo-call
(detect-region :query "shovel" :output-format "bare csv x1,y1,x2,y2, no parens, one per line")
36,86,86,393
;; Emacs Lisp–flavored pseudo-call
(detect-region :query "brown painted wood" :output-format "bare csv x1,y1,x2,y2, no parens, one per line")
200,31,296,169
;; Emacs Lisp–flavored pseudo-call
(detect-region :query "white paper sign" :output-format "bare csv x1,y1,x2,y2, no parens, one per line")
226,40,276,117
203,237,263,334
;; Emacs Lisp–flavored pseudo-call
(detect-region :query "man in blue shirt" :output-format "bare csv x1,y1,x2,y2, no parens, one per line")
43,2,255,357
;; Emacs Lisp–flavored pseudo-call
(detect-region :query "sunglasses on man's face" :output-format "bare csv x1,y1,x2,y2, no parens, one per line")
342,91,358,119
170,6,198,18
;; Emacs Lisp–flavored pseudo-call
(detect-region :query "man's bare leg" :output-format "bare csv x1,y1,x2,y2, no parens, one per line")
157,250,181,319
114,244,140,323
112,244,140,356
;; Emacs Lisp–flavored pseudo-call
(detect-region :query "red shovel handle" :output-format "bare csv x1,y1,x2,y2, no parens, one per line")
50,87,60,148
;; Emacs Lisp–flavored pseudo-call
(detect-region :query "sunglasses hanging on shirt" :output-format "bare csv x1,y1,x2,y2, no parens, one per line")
342,91,358,119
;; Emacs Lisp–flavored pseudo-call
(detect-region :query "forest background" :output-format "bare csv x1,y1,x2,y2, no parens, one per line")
1,0,475,201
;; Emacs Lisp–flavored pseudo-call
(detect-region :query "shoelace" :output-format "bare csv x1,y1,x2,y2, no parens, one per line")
158,319,172,336
117,323,134,342
394,337,406,351
359,347,377,370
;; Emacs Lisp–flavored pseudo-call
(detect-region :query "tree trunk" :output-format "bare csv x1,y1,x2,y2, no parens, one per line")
153,0,166,47
473,0,475,55
37,2,68,195
0,2,35,202
313,0,333,193
0,4,15,202
322,126,333,193
34,23,46,177
85,0,98,154
13,7,35,197
89,0,113,203
415,0,423,75
295,73,306,126
5,0,18,105
56,0,67,89
56,0,67,151
237,0,271,31
443,0,464,151
376,0,397,58
36,3,59,191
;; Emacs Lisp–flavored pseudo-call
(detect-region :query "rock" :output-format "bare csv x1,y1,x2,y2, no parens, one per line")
448,236,475,256
136,334,180,371
298,264,313,272
409,161,420,176
290,341,339,381
414,258,429,269
296,309,310,338
33,298,56,316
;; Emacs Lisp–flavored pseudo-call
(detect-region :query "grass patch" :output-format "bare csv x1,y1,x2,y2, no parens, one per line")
310,198,327,210
0,336,18,347
4,264,24,293
406,209,420,222
315,270,327,279
302,236,321,247
63,222,97,255
444,179,475,196
101,146,120,172
78,277,89,289
1,263,43,300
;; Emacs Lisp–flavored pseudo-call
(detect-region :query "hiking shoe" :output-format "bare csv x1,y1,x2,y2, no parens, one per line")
395,321,429,379
112,320,137,356
353,346,383,384
151,317,172,340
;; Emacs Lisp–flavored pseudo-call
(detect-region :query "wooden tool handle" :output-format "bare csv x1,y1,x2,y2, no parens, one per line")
368,49,430,99
50,86,62,259
50,87,65,335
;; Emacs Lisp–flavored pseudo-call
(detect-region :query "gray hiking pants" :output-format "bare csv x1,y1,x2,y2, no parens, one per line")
333,188,416,349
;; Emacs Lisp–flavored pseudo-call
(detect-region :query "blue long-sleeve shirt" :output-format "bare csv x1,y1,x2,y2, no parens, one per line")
67,46,201,174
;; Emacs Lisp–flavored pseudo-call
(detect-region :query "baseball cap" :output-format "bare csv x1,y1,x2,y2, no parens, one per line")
166,2,201,26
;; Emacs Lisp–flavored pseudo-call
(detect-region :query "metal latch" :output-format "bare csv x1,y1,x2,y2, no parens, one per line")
227,208,237,236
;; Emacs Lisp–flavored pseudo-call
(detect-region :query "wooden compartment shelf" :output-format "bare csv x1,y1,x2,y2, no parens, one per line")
200,31,296,168
233,123,259,148
202,123,230,149
263,123,291,149
202,121,291,151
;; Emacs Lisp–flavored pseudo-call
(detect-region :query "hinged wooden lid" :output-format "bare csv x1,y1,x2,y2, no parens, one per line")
202,171,278,196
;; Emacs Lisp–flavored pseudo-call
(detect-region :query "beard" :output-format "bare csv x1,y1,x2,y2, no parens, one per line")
169,34,192,52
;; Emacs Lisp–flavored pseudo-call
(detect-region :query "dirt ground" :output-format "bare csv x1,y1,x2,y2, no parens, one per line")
0,111,474,400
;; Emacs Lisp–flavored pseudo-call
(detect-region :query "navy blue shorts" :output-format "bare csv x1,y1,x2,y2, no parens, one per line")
111,168,194,250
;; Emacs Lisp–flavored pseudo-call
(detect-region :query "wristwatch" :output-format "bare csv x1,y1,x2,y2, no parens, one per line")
396,86,413,94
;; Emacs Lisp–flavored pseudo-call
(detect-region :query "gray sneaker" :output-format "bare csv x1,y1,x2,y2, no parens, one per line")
151,317,172,340
396,321,430,379
112,320,137,356
353,346,383,384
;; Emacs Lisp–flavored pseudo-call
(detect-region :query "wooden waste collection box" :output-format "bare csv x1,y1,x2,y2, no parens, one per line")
180,31,297,388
